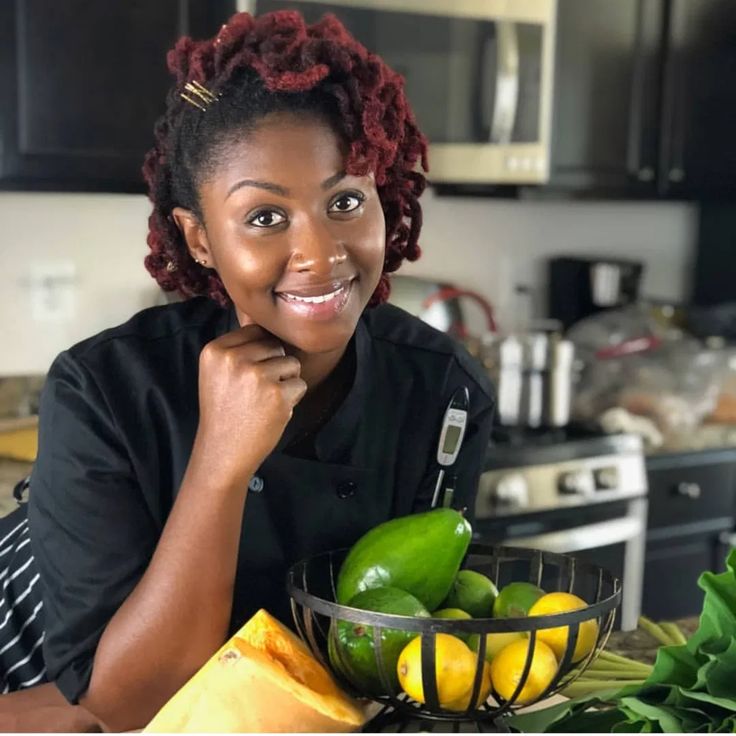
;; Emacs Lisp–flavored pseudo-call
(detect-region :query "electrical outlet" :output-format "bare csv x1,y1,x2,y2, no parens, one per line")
29,261,78,322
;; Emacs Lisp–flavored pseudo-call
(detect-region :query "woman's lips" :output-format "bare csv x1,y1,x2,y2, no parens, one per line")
276,279,354,321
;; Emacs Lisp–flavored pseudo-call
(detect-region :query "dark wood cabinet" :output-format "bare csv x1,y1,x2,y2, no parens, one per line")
0,0,234,193
548,0,664,197
641,449,736,620
658,0,736,199
547,0,736,201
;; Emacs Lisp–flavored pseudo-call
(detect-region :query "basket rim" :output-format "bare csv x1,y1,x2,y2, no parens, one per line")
286,544,622,632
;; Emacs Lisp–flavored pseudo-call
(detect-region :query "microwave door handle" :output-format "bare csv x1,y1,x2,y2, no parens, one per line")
489,21,520,144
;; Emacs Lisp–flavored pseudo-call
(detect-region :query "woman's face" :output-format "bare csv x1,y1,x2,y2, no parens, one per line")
177,112,386,356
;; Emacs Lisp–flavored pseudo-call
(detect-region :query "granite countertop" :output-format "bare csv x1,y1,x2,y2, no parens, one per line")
606,617,699,664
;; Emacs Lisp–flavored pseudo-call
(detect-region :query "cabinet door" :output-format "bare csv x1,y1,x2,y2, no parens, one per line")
0,0,233,193
547,0,664,197
642,532,727,620
659,0,736,199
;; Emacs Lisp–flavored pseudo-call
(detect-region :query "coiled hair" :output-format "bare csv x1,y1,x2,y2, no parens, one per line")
142,10,428,307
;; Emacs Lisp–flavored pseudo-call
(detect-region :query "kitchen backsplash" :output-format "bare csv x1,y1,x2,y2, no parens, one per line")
0,190,698,377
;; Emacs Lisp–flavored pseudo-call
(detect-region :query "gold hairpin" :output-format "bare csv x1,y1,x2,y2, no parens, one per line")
180,80,220,112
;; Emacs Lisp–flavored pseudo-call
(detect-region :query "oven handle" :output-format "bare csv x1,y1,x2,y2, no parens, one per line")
510,515,645,554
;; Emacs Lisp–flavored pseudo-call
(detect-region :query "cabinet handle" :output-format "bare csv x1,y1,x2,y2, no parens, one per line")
675,482,701,499
662,0,687,190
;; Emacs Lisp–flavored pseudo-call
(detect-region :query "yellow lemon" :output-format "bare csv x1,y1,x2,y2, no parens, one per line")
443,661,493,712
528,592,599,662
396,634,479,707
490,639,558,704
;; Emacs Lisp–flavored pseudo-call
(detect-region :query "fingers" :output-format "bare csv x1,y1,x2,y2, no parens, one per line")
259,355,303,382
280,376,308,406
208,324,287,363
216,324,276,349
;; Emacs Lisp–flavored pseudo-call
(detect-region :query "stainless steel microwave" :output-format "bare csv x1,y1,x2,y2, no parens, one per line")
239,0,558,185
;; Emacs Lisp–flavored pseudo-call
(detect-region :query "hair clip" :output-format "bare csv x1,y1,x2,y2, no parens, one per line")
180,80,220,112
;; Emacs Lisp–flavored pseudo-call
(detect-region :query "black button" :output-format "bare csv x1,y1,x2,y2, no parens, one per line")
336,480,357,499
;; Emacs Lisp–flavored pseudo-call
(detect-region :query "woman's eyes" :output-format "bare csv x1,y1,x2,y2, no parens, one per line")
245,191,365,229
328,191,366,213
247,209,287,228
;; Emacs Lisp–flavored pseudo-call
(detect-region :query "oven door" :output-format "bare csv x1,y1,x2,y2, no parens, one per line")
475,498,647,631
247,0,557,184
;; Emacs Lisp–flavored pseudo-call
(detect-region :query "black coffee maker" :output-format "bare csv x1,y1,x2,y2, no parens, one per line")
547,256,644,329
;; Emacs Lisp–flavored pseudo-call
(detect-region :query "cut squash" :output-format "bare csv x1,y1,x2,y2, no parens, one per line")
144,609,368,733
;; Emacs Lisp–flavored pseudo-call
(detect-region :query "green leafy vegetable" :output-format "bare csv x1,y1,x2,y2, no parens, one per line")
509,548,736,733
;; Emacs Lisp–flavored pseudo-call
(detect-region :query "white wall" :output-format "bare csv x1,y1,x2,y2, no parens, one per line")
0,190,698,375
0,193,156,376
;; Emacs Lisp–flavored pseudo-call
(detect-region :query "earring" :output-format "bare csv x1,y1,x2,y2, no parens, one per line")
195,258,207,267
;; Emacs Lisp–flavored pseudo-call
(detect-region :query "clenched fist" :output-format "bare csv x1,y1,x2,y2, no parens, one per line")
192,324,307,489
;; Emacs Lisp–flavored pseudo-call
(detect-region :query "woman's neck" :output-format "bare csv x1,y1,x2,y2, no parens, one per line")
288,344,349,395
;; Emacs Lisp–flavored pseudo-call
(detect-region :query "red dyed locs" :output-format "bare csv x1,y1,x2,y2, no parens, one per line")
142,10,429,307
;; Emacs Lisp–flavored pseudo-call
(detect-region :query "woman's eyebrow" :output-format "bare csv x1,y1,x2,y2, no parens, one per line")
225,170,347,200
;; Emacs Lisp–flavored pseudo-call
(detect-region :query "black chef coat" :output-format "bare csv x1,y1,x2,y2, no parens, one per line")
28,296,495,704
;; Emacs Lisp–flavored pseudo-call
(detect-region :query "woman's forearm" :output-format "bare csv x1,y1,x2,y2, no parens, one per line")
80,433,258,732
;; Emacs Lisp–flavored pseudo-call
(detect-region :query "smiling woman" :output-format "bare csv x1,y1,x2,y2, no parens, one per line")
0,9,495,732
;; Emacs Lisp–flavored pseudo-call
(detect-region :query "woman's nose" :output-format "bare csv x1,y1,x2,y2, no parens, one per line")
290,218,347,274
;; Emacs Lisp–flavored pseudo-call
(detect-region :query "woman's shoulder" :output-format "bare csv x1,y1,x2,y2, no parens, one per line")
44,297,229,390
65,297,228,362
361,303,495,404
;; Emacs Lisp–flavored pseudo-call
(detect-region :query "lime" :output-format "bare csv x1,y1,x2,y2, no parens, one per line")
442,570,498,618
432,607,472,620
432,607,473,645
493,582,546,618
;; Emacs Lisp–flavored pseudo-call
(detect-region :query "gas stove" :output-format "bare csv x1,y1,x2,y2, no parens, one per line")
480,432,647,517
475,432,648,631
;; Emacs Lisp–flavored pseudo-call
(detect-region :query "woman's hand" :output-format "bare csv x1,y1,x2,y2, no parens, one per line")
194,324,307,488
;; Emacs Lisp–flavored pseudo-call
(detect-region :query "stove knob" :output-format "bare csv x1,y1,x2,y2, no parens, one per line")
594,467,619,490
492,473,529,510
558,470,591,495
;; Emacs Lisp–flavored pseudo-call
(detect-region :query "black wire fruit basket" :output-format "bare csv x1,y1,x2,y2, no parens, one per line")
287,544,621,732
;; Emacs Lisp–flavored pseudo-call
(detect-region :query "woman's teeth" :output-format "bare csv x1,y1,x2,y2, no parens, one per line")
281,285,345,304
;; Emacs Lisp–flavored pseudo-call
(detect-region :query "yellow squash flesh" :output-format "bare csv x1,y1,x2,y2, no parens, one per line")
144,609,368,733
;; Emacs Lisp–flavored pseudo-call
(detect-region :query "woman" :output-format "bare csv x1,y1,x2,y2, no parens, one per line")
0,10,494,731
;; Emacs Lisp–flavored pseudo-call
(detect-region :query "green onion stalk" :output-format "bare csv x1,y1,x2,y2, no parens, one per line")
559,618,688,700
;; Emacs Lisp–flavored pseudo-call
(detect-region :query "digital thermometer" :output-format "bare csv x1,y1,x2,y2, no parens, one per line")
431,386,470,508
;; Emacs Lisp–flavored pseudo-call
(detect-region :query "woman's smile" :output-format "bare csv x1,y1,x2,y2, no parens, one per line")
275,277,356,320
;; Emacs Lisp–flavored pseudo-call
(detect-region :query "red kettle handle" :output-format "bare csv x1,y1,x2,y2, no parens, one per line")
421,287,498,336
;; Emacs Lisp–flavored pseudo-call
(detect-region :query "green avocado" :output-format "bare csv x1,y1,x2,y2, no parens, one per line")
328,586,430,696
336,508,472,611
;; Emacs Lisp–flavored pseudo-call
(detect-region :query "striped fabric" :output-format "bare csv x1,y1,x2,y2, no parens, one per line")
0,504,47,692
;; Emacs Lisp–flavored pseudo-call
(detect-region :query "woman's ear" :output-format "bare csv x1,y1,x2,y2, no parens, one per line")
172,207,212,268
